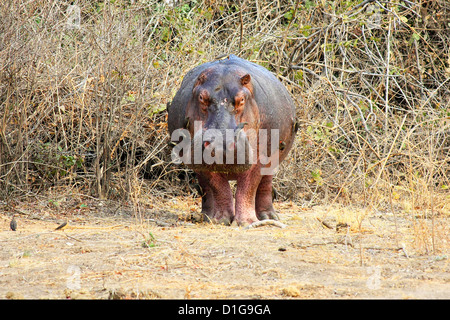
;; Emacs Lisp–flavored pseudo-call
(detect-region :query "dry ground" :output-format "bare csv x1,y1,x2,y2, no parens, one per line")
0,197,448,299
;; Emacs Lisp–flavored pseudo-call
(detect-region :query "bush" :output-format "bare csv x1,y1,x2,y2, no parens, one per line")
0,0,448,213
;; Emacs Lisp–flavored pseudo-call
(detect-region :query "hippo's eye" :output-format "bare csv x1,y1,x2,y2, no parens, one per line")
198,92,210,113
199,92,209,105
234,96,245,112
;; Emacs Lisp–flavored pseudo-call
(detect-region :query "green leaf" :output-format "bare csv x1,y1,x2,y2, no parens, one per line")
149,104,166,116
305,0,315,10
284,10,293,21
411,33,420,41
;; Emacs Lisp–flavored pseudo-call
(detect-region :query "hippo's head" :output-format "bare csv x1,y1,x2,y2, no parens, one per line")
184,66,259,172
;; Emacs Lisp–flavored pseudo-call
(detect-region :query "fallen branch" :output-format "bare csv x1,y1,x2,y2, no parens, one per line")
244,219,287,230
316,217,333,229
61,232,84,243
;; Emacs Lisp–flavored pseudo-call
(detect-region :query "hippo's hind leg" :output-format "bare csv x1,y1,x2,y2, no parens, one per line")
255,174,279,221
197,172,234,225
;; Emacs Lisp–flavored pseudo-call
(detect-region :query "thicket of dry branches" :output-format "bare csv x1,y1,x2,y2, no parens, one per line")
0,0,448,214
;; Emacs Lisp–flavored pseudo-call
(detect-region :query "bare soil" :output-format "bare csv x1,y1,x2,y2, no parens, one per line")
0,198,448,299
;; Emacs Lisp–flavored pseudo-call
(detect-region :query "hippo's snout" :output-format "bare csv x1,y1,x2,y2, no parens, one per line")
186,123,253,172
193,122,251,167
202,122,247,154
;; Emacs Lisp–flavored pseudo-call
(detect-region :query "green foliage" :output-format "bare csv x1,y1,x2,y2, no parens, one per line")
33,143,83,181
142,232,157,248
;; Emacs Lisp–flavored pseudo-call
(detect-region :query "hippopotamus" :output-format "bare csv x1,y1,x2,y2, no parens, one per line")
168,55,296,226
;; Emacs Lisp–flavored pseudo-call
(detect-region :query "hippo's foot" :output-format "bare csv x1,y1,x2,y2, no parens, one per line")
187,211,233,226
256,210,279,221
233,210,259,227
202,212,234,226
200,207,234,225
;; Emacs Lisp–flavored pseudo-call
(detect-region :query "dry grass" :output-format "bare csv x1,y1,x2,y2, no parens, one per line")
0,1,448,252
0,199,448,299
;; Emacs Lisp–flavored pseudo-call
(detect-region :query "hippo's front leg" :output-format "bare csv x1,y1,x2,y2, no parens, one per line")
197,171,235,225
234,165,263,226
197,173,215,218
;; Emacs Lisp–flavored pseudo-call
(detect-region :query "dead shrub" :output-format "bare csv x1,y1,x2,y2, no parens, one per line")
0,0,448,220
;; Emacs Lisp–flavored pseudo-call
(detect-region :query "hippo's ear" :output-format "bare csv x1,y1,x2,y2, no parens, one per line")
240,74,251,86
194,73,207,88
